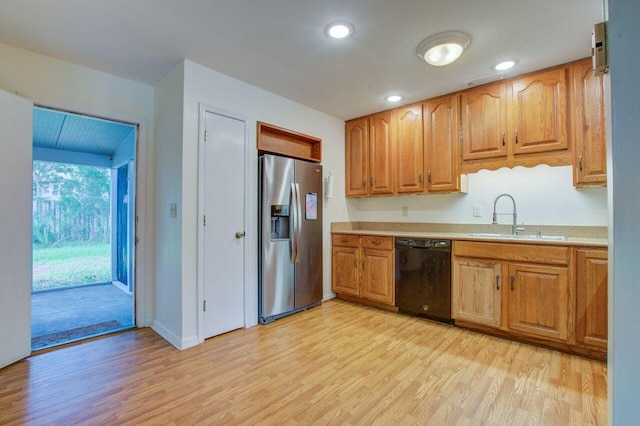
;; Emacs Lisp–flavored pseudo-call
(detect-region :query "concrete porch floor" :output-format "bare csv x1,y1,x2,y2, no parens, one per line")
31,283,134,350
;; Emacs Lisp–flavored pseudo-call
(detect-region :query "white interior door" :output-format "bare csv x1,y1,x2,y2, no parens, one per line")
0,89,33,368
202,111,245,338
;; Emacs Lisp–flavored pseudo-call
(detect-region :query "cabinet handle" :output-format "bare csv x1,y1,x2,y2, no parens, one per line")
418,171,423,183
371,240,382,245
502,132,506,146
370,176,374,187
354,256,358,268
496,275,501,290
362,177,366,189
362,258,365,268
510,276,515,291
341,239,349,243
514,129,519,144
579,155,583,171
427,170,432,183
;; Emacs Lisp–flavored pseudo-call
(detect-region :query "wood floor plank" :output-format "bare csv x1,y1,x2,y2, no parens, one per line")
0,299,607,425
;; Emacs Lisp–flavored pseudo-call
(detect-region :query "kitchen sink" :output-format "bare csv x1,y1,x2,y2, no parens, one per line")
467,233,567,242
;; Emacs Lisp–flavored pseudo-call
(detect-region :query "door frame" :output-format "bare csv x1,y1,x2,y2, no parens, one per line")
27,94,150,328
197,103,251,343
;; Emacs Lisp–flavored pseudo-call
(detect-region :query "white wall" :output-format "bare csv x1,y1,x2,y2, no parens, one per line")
152,63,187,348
607,0,640,423
348,165,608,226
0,42,156,326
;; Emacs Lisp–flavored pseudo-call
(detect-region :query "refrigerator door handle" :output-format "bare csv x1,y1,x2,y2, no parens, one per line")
295,183,302,263
290,182,298,264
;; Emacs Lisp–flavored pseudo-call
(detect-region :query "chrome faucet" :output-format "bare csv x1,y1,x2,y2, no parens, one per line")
492,193,525,235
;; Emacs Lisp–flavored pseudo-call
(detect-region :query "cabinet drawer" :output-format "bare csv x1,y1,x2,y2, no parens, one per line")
361,236,394,250
332,234,360,248
454,241,569,266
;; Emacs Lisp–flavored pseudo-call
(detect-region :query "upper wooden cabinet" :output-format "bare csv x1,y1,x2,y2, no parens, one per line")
423,94,461,192
460,63,574,173
395,104,424,194
347,59,601,191
461,82,508,161
345,118,368,197
572,59,607,187
510,67,570,155
368,111,395,195
345,113,394,197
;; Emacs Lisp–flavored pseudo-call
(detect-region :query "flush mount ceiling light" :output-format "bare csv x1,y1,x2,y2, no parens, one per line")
325,21,354,39
493,59,519,71
417,31,471,66
386,95,403,103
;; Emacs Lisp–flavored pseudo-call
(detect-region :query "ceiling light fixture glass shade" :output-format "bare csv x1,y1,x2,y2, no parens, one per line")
417,32,471,66
493,59,519,71
325,22,354,39
386,95,403,102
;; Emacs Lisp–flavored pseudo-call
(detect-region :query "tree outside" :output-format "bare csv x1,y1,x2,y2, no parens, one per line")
32,161,111,290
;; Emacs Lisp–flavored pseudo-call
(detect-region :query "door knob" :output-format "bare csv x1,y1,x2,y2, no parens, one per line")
235,231,245,239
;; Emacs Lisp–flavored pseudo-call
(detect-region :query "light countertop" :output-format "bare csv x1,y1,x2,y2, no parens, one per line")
331,222,607,248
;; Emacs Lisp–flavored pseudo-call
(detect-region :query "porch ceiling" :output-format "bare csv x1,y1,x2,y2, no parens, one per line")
33,107,136,157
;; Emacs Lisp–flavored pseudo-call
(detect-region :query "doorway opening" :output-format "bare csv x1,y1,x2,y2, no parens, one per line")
31,106,136,350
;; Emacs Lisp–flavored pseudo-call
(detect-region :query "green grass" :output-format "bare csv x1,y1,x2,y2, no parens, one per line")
32,243,111,291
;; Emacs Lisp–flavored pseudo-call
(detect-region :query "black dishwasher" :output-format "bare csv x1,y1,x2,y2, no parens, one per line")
395,238,452,323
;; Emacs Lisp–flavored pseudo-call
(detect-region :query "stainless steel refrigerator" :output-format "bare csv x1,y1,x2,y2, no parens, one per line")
259,154,323,324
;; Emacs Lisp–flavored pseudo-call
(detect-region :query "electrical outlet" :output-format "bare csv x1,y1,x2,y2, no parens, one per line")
473,204,482,217
401,206,409,217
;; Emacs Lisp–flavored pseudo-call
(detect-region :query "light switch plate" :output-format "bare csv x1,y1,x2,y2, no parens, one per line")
473,204,482,217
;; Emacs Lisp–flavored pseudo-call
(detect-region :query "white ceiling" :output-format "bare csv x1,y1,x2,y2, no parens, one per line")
0,0,603,120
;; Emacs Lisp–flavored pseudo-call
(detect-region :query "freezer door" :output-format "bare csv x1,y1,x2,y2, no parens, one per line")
294,160,323,309
260,155,295,319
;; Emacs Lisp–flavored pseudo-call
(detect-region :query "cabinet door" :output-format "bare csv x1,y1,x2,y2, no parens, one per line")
395,104,424,194
361,248,394,305
424,94,461,192
345,118,368,197
575,249,608,349
507,263,568,342
452,257,502,327
368,111,395,195
332,246,360,297
510,67,569,155
461,82,508,161
573,60,607,187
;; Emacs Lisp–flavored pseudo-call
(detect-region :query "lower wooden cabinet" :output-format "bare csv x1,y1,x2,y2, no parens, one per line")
332,234,395,306
507,263,568,342
575,248,608,349
453,241,586,351
452,258,502,327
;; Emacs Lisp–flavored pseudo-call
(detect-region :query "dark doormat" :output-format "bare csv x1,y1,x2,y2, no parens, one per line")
32,320,123,350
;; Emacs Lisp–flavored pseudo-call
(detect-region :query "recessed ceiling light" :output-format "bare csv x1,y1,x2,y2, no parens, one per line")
386,95,403,103
417,32,471,66
325,22,354,39
493,59,518,71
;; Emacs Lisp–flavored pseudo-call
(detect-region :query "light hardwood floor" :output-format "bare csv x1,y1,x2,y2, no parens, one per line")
0,299,607,425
